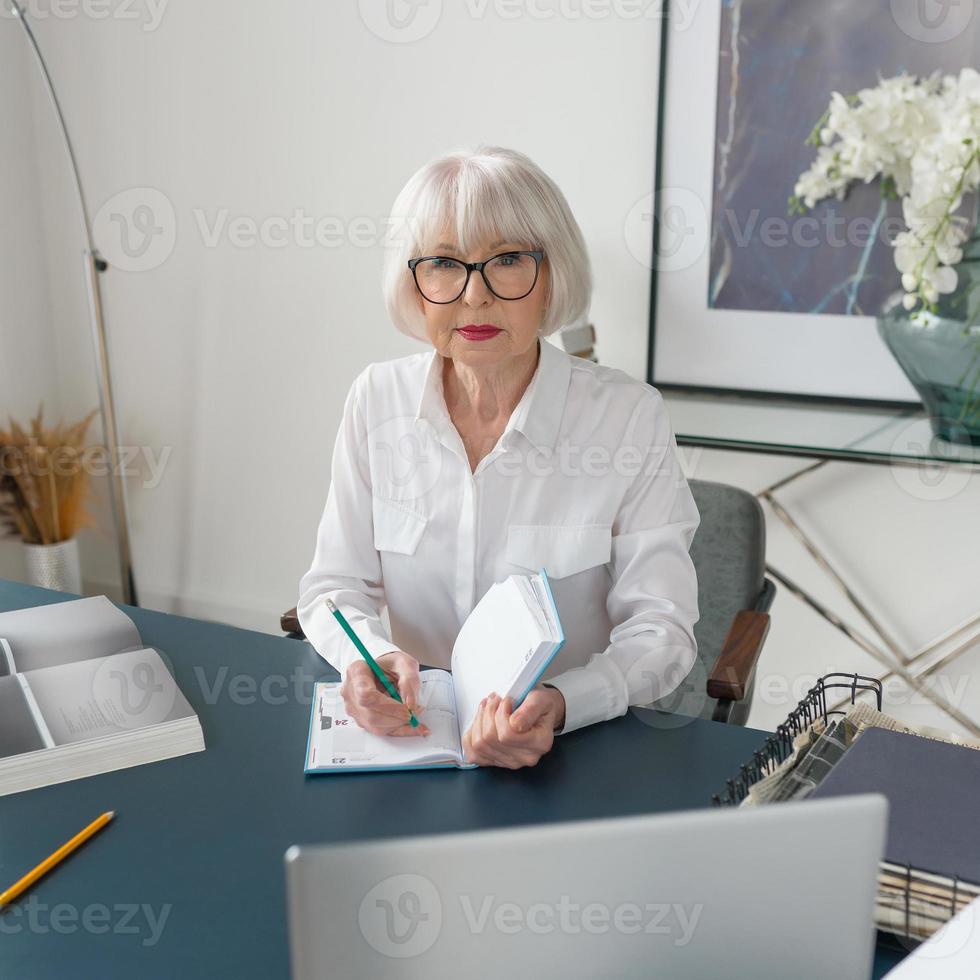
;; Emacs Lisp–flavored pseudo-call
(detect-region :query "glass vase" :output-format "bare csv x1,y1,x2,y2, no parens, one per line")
23,537,83,594
877,228,980,446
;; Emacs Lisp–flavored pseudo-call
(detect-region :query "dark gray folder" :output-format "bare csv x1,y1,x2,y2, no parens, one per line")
812,727,980,883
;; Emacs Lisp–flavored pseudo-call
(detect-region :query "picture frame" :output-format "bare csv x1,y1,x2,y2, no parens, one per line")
646,0,936,406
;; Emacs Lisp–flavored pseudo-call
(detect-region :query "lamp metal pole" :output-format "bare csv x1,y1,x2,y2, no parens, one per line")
9,0,139,606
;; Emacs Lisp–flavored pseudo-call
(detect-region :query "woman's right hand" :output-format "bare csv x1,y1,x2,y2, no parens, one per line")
340,650,430,737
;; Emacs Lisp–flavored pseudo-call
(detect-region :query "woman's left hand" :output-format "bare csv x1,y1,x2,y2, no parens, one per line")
462,685,565,769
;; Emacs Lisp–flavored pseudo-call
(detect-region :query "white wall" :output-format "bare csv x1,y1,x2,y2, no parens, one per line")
0,24,60,580
2,0,978,735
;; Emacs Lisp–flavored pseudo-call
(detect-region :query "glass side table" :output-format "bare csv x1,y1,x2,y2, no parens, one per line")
661,387,980,736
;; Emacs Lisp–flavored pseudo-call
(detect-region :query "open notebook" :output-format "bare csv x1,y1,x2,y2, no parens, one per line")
0,595,204,797
305,569,564,773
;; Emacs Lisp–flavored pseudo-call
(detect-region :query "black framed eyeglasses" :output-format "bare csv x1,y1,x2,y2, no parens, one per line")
407,249,544,304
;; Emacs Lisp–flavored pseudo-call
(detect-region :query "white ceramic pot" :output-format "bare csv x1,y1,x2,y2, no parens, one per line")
23,537,83,594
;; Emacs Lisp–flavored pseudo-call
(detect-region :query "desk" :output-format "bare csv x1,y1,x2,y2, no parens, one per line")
663,388,980,737
0,580,906,978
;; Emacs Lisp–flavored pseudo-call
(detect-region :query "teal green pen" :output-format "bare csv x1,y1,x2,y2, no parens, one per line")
324,597,420,728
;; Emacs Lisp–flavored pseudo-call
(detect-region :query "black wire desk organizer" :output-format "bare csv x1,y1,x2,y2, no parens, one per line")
711,672,980,944
712,672,882,808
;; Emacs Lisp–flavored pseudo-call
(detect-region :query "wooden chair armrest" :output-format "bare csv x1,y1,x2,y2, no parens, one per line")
706,609,771,702
281,606,302,635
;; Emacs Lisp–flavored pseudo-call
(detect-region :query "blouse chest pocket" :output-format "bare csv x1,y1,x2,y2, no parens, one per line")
506,523,613,579
372,496,428,555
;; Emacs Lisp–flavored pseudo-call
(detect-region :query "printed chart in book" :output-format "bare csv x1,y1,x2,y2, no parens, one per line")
0,595,204,796
305,570,564,773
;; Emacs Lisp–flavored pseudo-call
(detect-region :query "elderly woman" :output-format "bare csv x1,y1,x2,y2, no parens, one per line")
297,145,700,769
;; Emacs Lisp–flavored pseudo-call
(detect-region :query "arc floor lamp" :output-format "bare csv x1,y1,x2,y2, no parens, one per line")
9,0,138,605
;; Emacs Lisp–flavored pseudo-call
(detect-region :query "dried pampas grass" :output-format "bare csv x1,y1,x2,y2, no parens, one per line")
0,405,100,545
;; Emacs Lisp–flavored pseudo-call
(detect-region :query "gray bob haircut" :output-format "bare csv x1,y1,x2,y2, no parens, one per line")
382,145,592,342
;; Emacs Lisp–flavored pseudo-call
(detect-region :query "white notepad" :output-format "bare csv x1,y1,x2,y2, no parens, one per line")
883,896,980,979
304,569,564,773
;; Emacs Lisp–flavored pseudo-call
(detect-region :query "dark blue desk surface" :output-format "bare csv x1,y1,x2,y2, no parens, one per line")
0,580,906,978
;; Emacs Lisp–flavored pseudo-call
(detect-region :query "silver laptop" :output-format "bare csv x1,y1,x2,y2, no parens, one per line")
285,794,887,980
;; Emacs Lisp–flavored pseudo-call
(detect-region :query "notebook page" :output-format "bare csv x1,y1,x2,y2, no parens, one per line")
515,577,551,638
451,578,544,739
306,671,462,771
502,576,564,701
21,648,195,746
882,895,980,978
0,596,143,674
529,575,560,640
0,676,46,757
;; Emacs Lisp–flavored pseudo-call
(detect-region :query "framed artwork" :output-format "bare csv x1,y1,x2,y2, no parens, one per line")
647,0,978,404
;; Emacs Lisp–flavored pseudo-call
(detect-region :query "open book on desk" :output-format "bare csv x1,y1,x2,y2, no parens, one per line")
0,595,204,797
305,569,564,773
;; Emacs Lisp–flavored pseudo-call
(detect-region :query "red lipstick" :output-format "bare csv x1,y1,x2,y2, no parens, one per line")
456,324,503,341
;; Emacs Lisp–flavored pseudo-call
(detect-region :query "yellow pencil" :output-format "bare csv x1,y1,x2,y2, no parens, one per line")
0,811,115,907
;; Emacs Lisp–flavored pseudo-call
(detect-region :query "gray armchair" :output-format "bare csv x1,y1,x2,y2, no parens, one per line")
682,478,775,724
281,478,775,726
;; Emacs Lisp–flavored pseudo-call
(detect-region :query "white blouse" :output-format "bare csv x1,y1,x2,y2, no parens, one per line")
297,337,701,735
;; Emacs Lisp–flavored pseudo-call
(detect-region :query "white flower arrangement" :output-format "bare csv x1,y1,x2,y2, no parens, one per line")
791,68,980,316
